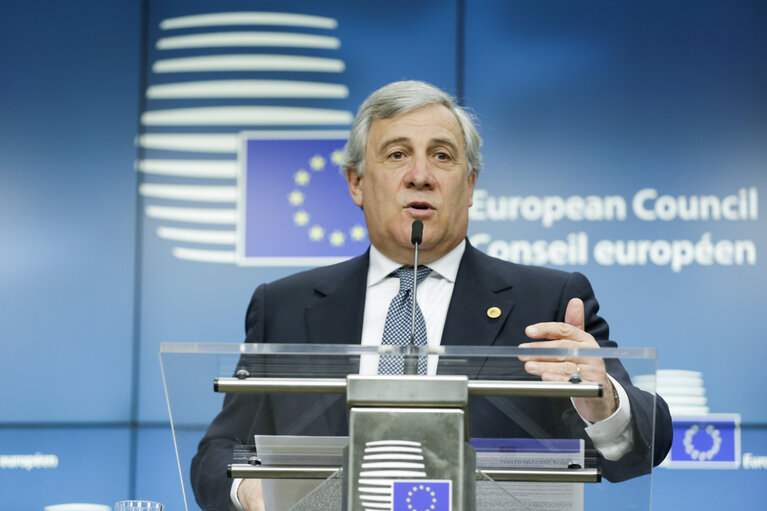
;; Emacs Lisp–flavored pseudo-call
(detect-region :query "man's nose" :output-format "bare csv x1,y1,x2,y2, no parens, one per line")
404,155,435,188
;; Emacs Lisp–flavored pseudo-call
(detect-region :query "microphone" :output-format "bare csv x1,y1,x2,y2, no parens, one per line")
403,220,423,375
411,219,423,245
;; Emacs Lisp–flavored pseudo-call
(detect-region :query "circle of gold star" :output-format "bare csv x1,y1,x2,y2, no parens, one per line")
308,225,325,241
404,485,438,511
293,210,310,226
309,154,326,171
329,230,345,247
287,148,367,247
331,149,345,166
349,224,366,241
288,190,304,206
294,169,310,186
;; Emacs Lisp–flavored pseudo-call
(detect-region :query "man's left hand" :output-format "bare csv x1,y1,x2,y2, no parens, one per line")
519,298,617,423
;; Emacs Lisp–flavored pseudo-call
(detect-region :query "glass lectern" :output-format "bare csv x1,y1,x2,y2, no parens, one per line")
160,343,658,511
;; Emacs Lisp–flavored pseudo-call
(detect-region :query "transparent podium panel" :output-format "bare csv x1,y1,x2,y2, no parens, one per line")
160,343,659,511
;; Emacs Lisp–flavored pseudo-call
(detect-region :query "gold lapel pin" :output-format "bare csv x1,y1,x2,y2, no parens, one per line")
486,306,501,319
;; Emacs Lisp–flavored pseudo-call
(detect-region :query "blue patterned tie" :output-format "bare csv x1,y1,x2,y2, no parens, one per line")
378,266,432,375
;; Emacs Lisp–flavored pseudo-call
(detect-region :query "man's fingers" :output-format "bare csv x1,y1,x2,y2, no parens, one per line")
565,298,585,331
524,360,584,381
518,339,578,353
524,298,585,338
524,322,592,342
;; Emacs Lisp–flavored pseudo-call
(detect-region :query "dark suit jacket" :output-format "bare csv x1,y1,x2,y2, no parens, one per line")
191,243,673,510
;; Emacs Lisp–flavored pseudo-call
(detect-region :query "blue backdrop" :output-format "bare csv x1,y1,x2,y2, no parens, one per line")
1,1,765,509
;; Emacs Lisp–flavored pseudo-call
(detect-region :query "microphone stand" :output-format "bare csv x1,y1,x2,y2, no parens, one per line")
403,220,423,375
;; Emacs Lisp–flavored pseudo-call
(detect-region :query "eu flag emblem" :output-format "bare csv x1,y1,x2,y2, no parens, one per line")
666,414,741,469
391,480,451,511
238,130,368,265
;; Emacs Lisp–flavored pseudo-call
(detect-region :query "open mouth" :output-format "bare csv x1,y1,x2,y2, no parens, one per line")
406,201,433,211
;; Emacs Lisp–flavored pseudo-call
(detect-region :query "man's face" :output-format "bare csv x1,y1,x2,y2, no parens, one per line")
346,104,477,264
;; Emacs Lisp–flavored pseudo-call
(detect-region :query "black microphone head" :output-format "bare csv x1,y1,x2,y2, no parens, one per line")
410,220,423,245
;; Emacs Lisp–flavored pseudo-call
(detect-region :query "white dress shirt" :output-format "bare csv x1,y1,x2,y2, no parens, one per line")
358,241,465,374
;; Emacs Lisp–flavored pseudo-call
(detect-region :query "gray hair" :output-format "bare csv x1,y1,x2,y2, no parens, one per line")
342,80,482,177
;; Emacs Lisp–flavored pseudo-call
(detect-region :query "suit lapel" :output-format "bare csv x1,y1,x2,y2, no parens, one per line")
441,243,516,346
305,252,369,344
302,245,518,347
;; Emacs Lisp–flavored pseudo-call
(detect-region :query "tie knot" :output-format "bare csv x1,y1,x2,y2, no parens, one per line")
393,266,432,291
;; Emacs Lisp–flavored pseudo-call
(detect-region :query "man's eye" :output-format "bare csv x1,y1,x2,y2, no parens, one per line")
389,151,405,160
435,152,452,161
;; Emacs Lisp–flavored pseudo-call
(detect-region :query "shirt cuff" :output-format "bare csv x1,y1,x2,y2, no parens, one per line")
230,478,245,511
578,374,634,461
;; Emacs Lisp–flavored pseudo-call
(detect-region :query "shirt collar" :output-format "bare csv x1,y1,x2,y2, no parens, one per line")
367,239,466,287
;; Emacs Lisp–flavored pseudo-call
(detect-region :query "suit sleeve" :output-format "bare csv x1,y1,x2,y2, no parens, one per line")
190,284,276,511
560,272,673,481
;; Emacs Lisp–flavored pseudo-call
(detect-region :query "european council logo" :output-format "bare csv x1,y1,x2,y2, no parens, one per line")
391,480,451,511
137,10,365,266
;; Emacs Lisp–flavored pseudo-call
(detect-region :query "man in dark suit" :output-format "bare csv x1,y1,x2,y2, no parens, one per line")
191,80,673,511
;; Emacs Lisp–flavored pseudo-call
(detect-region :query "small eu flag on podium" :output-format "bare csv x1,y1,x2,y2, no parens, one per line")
391,480,451,511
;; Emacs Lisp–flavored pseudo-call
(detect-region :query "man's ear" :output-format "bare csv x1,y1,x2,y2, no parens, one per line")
345,167,364,207
467,169,477,207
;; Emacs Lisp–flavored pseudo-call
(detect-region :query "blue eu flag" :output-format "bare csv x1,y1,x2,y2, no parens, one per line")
240,132,368,263
669,416,740,467
391,480,451,511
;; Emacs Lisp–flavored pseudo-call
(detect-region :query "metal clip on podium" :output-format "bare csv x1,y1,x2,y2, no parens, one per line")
217,372,603,511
